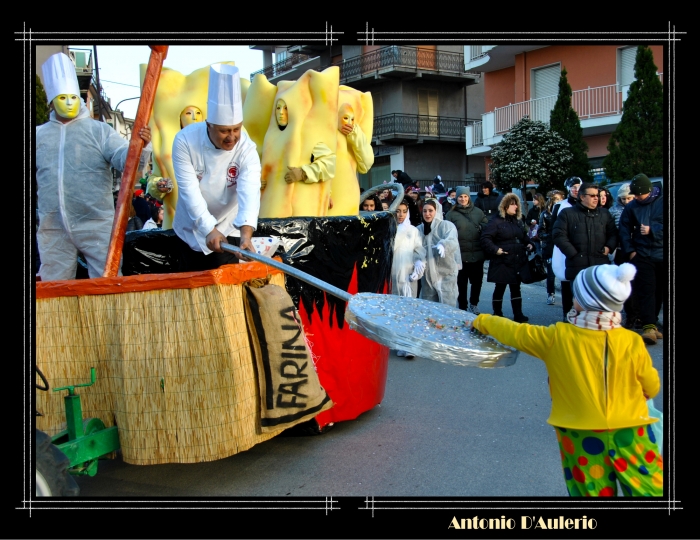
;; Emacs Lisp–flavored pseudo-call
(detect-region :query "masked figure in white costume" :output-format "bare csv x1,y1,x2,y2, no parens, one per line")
390,198,427,359
416,199,461,308
35,52,152,280
171,64,262,269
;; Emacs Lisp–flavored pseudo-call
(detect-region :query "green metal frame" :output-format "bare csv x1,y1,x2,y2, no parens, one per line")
50,368,120,476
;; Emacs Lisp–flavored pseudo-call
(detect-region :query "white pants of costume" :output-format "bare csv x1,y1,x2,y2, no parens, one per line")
37,215,121,280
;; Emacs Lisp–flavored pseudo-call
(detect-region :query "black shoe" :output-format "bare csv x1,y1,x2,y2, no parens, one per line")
493,312,504,317
513,314,529,323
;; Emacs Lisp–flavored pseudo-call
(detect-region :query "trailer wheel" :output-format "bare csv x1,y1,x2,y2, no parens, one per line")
35,429,80,497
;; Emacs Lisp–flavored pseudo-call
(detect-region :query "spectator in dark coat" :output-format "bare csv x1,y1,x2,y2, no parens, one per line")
480,193,534,322
132,189,151,224
552,182,618,319
392,170,414,191
474,180,503,223
539,190,565,305
431,175,447,195
619,174,664,345
445,187,487,314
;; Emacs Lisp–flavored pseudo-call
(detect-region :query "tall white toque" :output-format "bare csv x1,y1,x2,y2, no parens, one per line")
206,64,243,126
42,52,81,104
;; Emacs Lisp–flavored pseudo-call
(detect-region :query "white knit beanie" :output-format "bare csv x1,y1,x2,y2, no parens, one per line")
572,263,637,312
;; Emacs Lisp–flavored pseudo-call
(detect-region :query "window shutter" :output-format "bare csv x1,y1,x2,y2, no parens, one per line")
533,65,560,99
619,47,636,86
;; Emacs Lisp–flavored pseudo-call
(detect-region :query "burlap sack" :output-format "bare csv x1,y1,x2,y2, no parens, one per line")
244,283,333,432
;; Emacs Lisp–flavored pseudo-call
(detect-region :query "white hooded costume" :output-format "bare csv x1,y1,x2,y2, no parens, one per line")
391,218,426,298
36,53,151,280
416,209,461,307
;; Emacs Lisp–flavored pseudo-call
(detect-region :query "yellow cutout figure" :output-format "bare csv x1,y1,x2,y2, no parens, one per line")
142,62,250,229
52,94,80,119
179,105,203,128
245,67,339,218
327,87,374,216
275,99,288,128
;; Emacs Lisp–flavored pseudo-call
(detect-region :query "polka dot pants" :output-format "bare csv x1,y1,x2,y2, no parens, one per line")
554,424,663,497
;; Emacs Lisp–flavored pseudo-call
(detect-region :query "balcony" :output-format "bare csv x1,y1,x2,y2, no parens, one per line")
249,53,319,81
321,46,480,87
467,76,663,156
374,113,466,144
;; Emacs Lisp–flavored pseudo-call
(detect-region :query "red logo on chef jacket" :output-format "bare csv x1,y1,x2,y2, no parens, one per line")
226,164,239,187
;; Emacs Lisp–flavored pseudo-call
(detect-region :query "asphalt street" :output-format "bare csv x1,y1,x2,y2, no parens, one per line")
75,272,665,498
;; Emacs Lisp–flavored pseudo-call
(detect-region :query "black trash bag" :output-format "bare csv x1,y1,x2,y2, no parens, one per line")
121,229,190,276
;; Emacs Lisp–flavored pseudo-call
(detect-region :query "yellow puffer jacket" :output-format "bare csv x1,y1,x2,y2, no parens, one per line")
472,314,660,430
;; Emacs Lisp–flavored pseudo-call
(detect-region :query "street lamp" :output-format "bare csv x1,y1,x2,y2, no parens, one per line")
115,96,140,114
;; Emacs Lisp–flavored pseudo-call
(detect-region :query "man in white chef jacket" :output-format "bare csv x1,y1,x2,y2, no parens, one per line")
171,64,262,270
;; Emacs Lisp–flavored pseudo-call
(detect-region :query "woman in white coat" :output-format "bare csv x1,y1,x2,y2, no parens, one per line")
391,198,427,359
416,199,461,308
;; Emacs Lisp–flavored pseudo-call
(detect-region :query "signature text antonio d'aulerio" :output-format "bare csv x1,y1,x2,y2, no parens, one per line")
449,515,597,530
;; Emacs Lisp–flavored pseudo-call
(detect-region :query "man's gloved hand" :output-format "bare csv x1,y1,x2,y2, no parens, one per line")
413,259,425,277
284,166,307,184
435,244,445,258
156,178,173,194
409,271,419,282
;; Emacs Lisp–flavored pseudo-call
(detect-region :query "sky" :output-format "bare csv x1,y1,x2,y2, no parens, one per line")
72,45,266,120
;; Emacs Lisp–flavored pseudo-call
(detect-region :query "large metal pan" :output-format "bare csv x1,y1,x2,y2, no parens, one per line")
222,244,517,368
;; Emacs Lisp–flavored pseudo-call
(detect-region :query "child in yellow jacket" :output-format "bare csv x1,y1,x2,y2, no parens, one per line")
472,262,662,497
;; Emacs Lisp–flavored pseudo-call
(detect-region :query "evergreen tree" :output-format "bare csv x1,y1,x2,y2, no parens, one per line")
549,67,593,183
603,45,663,182
36,74,49,125
489,116,572,196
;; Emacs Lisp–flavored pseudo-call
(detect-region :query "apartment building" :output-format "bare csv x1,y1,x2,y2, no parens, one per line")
464,45,664,182
250,45,488,191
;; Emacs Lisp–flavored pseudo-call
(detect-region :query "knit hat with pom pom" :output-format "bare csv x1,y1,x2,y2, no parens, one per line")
572,263,637,312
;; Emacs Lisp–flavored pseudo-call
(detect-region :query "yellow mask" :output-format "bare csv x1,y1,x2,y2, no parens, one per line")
275,99,288,127
338,104,355,130
179,106,203,128
53,94,80,119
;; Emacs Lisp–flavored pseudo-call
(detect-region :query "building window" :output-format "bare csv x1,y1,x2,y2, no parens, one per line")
618,46,637,88
418,88,438,136
373,91,382,118
531,63,560,123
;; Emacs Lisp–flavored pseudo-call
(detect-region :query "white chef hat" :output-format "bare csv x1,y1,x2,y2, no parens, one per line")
206,64,243,126
42,53,80,104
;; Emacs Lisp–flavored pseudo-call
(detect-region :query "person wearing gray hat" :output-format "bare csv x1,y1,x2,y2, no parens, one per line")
619,173,664,344
445,187,488,314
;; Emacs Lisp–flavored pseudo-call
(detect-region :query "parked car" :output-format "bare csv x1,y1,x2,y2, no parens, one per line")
607,177,663,200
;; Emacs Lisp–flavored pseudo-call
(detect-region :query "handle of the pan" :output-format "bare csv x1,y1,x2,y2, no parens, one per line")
220,243,352,303
103,45,168,278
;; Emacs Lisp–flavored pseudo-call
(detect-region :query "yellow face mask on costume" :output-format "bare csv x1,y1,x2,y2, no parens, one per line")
53,94,80,119
179,105,203,128
275,99,288,127
338,104,355,130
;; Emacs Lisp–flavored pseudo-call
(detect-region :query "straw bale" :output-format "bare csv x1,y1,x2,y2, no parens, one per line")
35,271,288,465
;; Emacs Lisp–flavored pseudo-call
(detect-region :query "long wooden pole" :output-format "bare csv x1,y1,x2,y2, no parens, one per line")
103,45,168,277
